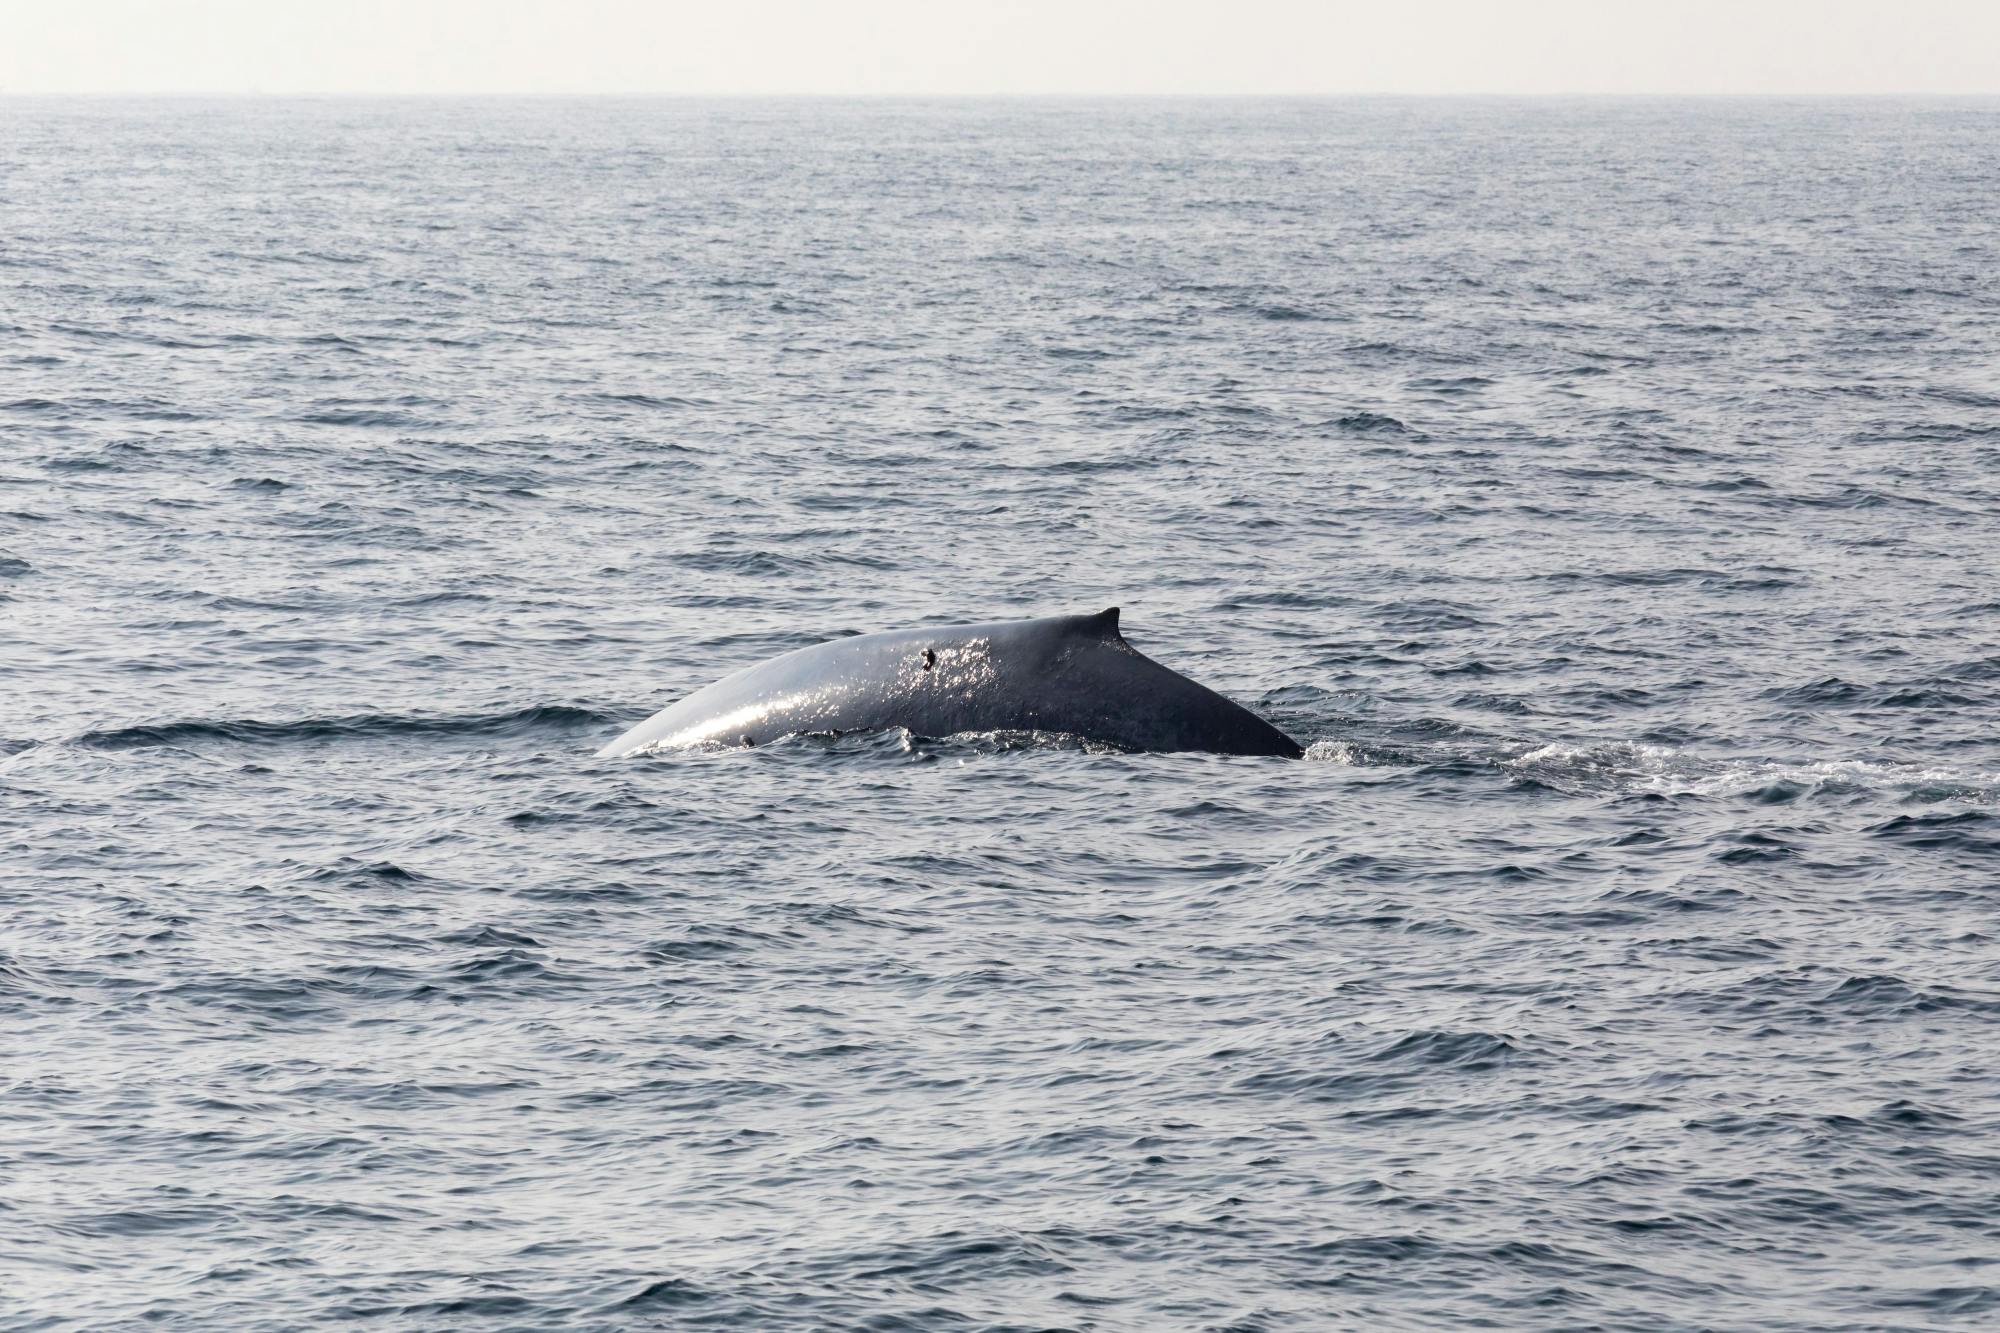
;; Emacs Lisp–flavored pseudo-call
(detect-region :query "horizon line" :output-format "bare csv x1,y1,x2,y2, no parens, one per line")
8,89,2000,99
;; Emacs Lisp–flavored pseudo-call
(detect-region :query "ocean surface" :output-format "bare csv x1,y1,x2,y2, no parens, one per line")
5,97,2000,1330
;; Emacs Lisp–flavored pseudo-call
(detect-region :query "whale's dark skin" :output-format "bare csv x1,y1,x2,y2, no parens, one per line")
596,608,1303,759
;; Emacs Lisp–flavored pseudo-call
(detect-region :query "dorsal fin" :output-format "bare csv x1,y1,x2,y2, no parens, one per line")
1079,606,1121,639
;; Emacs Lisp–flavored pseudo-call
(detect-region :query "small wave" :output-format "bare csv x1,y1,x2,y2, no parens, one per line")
294,397,444,428
70,706,608,751
1817,974,2000,1016
575,392,711,410
1368,1028,1531,1070
1407,375,1494,394
295,409,432,428
301,858,437,886
603,1278,717,1313
667,549,899,576
1375,599,1490,632
1222,301,1329,322
640,930,759,963
1868,811,2000,852
1767,676,1988,709
1330,411,1408,434
1232,1028,1531,1100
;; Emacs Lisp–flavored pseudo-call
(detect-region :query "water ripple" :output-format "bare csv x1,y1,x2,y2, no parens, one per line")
4,95,1999,1332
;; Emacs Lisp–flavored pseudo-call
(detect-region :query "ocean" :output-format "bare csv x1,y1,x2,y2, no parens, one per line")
4,96,2000,1328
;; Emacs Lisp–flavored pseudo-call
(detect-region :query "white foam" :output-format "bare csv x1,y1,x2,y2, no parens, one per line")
1502,740,2000,800
1305,740,1363,765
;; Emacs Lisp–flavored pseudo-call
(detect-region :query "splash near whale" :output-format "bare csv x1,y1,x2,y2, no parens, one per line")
596,608,1302,759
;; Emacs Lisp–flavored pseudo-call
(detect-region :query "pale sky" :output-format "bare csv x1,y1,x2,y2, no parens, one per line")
7,0,1999,96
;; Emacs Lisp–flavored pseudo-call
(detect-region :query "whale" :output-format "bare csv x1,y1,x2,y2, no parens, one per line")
595,607,1302,759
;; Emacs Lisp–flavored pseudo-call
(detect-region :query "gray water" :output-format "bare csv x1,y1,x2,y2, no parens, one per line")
5,97,2000,1329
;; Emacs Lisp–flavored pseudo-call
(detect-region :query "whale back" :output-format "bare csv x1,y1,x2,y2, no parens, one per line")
595,608,1302,759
